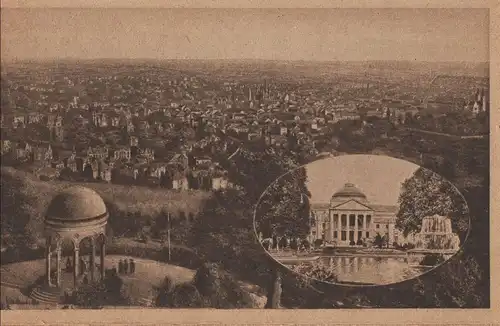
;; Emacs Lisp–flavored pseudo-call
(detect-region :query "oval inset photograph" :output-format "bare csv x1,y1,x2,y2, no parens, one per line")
254,154,470,286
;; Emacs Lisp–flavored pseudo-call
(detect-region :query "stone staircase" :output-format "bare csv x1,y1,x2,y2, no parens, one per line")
30,285,62,305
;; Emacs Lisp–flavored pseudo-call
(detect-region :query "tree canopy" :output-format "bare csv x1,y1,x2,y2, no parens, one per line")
396,167,469,237
255,166,312,238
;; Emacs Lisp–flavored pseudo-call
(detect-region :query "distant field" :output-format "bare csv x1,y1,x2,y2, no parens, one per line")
60,180,211,217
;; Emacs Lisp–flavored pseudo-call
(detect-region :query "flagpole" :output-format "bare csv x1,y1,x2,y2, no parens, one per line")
167,212,171,261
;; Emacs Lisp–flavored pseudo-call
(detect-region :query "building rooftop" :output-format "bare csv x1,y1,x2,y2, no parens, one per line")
45,186,108,225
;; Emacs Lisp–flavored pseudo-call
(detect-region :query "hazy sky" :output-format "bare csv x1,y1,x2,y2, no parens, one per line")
1,8,489,62
305,155,419,205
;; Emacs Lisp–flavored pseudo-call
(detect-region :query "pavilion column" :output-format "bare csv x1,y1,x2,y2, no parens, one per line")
337,214,341,243
90,237,96,282
46,239,52,287
100,240,106,280
73,248,80,287
56,245,61,287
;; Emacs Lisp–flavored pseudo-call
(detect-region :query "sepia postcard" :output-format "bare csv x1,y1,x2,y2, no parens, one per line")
0,0,498,325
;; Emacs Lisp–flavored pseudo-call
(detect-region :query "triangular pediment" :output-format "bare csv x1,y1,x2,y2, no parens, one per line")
331,199,373,211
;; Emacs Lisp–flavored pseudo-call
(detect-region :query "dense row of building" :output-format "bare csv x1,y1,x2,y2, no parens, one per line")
1,65,489,191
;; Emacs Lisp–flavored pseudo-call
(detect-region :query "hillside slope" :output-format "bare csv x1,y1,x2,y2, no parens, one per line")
1,166,212,247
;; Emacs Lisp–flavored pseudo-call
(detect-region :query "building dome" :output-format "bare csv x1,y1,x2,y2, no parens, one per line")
330,183,367,204
45,186,108,228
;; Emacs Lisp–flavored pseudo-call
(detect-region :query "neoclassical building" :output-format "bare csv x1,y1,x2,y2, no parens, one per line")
309,183,401,246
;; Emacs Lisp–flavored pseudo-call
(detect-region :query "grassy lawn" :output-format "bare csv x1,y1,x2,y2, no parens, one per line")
106,255,195,301
0,260,46,288
0,286,31,305
106,255,195,285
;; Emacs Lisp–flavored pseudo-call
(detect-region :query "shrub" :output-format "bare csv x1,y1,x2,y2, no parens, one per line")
74,282,107,308
169,283,203,308
73,273,130,307
290,261,338,284
215,273,256,308
193,262,220,297
420,253,445,266
154,276,175,307
313,239,323,248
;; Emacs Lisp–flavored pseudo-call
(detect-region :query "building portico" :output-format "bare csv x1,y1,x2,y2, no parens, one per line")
309,183,398,246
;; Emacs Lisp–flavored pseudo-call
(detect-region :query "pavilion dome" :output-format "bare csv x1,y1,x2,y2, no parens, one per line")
330,183,368,205
45,186,108,228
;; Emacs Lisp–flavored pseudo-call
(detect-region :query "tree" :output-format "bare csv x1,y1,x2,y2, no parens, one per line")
373,233,387,249
411,253,483,307
188,144,310,301
0,168,43,247
396,167,469,237
265,269,282,309
255,166,312,239
193,262,220,297
83,164,94,180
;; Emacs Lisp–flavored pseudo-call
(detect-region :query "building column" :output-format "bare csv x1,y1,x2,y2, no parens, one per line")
337,214,341,243
100,240,106,280
56,245,61,287
329,212,334,242
388,224,394,247
90,237,96,282
346,214,350,244
46,239,52,286
73,248,80,287
354,214,358,244
362,215,367,235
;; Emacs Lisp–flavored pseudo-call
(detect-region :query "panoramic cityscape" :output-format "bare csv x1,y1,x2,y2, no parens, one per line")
0,7,490,311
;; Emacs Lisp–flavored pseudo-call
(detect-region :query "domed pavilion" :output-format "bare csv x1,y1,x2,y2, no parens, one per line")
43,186,108,289
309,183,399,246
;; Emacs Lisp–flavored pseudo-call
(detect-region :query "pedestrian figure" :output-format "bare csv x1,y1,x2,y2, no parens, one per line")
66,257,72,271
112,266,118,277
123,258,129,274
118,259,124,274
129,259,135,274
79,257,85,275
64,291,69,303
